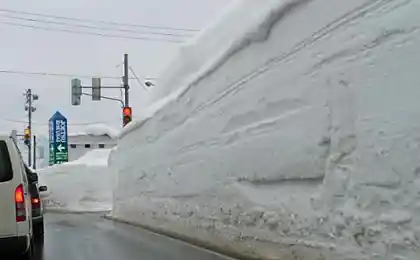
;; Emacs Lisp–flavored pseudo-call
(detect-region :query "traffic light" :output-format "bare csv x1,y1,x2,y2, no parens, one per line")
123,106,132,127
24,127,31,146
71,78,82,106
92,78,101,101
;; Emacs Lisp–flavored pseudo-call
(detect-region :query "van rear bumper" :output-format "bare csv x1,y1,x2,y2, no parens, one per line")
0,235,29,254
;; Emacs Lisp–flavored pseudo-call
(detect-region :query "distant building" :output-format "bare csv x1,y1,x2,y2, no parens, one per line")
67,126,119,162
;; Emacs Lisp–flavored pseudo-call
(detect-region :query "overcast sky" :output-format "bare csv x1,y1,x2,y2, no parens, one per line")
0,0,231,136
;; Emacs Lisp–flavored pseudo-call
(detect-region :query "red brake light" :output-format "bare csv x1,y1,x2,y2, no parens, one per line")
15,184,26,222
15,185,24,203
32,198,40,204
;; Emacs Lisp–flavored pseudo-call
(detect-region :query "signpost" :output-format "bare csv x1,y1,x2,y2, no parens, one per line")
48,111,69,165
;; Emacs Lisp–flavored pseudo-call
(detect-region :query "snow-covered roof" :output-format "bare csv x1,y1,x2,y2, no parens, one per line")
68,124,120,140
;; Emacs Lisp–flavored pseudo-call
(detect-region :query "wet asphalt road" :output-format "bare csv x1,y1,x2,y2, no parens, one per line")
33,213,236,260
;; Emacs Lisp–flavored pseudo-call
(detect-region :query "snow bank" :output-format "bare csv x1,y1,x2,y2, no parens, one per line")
66,148,111,166
38,149,113,213
110,0,420,259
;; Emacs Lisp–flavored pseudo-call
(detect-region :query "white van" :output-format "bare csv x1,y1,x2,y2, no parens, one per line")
0,135,33,259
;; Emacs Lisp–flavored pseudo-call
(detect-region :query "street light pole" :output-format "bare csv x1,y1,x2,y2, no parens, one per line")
26,89,32,166
123,54,129,107
71,54,131,127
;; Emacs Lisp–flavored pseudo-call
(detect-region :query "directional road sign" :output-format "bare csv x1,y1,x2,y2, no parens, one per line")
48,111,69,165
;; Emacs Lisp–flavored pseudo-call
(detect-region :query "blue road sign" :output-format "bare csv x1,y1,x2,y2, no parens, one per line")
48,111,68,165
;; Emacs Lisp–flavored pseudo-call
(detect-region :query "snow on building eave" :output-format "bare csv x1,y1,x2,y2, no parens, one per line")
68,132,113,139
68,124,121,140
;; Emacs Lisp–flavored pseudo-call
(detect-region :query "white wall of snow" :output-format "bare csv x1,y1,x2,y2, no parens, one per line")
110,0,420,259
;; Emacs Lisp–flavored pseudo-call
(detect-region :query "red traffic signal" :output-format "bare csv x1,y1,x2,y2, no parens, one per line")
122,107,132,127
123,106,132,117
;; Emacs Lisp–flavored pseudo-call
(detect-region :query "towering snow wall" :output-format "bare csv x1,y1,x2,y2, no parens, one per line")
110,0,420,259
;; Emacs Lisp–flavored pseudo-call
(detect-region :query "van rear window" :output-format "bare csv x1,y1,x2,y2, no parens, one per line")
0,141,13,182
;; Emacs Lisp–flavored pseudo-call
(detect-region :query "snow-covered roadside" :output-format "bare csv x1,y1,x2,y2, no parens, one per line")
110,0,420,259
38,149,113,213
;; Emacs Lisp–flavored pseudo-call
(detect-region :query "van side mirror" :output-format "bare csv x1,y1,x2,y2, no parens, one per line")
39,186,48,192
28,173,38,183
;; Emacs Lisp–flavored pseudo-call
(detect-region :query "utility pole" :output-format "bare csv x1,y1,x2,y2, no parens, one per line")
123,53,130,107
33,135,37,170
24,89,39,167
26,89,32,167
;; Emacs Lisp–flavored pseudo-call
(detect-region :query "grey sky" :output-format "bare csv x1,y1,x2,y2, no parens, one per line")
0,0,231,136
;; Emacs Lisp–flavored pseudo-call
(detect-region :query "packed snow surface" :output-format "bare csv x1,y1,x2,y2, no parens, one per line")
110,0,420,259
38,149,113,213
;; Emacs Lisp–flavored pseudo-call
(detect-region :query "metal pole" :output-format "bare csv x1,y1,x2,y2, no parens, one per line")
123,53,129,107
27,89,32,167
33,135,36,170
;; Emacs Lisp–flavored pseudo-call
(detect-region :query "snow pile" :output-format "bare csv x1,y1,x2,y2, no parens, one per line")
69,124,120,139
66,148,111,166
38,149,113,213
110,0,420,259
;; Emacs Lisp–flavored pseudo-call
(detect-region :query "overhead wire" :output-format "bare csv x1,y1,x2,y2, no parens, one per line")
0,8,199,32
0,13,193,38
129,66,150,93
0,21,185,43
0,69,156,80
1,118,116,126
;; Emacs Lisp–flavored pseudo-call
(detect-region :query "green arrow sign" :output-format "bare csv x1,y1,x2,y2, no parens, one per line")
48,111,69,165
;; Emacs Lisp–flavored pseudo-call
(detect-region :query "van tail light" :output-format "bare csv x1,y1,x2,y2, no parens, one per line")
15,184,26,222
32,197,41,209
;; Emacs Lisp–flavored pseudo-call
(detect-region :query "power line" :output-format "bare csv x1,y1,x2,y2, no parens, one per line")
129,66,149,93
0,69,157,81
0,69,133,80
0,21,185,43
1,118,115,126
0,13,193,38
0,8,199,32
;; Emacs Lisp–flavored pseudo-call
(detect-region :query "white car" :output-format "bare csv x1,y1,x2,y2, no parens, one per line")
0,135,34,259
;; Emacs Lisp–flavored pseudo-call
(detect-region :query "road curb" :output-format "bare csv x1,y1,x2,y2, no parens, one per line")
103,215,267,260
